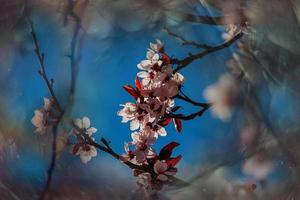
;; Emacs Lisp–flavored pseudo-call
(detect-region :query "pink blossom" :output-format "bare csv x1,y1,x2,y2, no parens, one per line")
154,160,177,181
73,142,97,164
74,116,97,136
31,97,52,135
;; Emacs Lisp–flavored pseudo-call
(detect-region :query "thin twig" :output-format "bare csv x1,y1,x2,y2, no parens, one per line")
27,18,63,113
163,27,212,49
167,105,210,120
172,31,244,73
175,93,210,108
183,13,244,25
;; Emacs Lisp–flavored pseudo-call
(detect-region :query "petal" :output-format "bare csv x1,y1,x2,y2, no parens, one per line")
86,127,97,136
137,71,148,78
82,116,91,129
135,151,146,163
74,118,83,129
90,146,97,157
154,160,168,174
137,60,152,70
157,127,167,136
157,174,168,181
131,132,140,142
130,119,140,131
80,153,91,164
43,97,51,110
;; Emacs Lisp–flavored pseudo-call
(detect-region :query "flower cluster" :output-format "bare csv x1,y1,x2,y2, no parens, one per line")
118,40,184,189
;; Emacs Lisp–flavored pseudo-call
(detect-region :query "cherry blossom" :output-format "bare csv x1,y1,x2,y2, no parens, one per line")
154,160,177,181
73,116,97,136
72,116,98,163
118,39,184,189
72,141,97,164
31,97,52,135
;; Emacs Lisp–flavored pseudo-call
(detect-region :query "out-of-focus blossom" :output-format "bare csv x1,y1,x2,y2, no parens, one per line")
31,97,52,135
240,125,258,151
242,155,274,180
204,73,239,121
222,24,239,41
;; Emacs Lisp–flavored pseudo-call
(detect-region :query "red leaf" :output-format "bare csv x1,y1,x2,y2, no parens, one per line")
160,53,170,64
160,117,172,127
123,85,138,99
173,118,182,133
167,155,182,167
158,141,179,160
135,77,142,93
72,143,81,155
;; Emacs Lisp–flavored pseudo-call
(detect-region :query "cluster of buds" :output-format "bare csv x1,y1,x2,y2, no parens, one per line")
118,40,184,190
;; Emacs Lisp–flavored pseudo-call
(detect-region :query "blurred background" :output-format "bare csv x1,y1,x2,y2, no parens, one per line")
1,0,300,199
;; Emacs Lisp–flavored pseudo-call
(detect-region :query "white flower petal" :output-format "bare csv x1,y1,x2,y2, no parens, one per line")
82,116,91,129
130,119,140,131
74,118,83,129
157,127,167,136
43,97,51,111
137,71,148,78
86,127,97,136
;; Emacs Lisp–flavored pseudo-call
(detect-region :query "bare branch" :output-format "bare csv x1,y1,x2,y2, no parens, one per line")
163,27,212,49
172,31,244,73
183,13,243,25
27,18,63,113
176,89,210,108
167,105,210,120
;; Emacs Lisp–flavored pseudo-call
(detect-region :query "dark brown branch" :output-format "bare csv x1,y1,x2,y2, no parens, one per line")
27,18,65,200
167,105,210,120
183,13,242,25
176,91,210,108
172,31,243,73
27,19,63,113
163,27,212,49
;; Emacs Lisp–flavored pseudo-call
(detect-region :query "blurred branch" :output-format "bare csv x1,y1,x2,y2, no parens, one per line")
172,31,244,73
27,18,63,113
27,18,65,200
183,13,243,25
163,27,212,49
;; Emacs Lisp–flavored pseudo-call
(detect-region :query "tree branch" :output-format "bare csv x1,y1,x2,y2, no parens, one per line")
172,31,244,73
167,105,210,120
183,13,242,25
163,27,212,49
27,18,63,113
